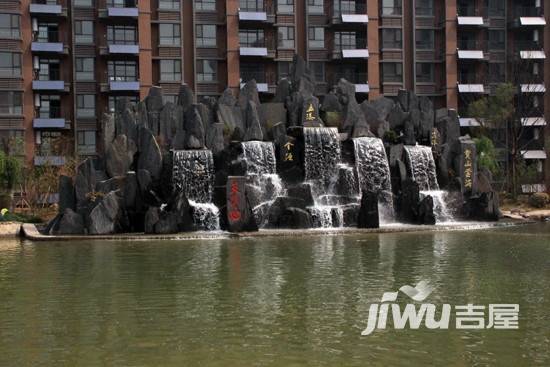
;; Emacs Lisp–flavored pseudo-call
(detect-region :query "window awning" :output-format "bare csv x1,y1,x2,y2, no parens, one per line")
458,50,484,59
521,117,547,126
521,150,547,159
239,11,267,21
239,47,268,56
459,118,481,127
519,17,546,26
457,16,484,25
341,14,368,23
355,84,370,93
458,84,484,93
342,49,369,58
520,50,546,59
520,84,546,93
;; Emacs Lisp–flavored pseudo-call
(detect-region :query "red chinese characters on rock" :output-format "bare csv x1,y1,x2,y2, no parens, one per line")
228,179,241,222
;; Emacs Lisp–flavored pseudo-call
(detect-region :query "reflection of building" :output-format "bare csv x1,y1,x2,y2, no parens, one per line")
1,0,549,189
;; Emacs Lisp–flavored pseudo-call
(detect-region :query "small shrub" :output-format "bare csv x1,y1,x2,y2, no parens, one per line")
528,192,550,208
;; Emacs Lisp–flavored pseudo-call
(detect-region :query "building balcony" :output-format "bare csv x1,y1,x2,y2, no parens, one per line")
511,7,546,27
520,84,546,93
459,117,481,127
457,84,486,93
238,1,275,23
32,80,69,92
457,40,487,60
33,118,68,129
99,7,139,18
29,3,67,17
239,46,275,58
31,42,68,55
100,44,139,55
332,3,368,24
34,156,66,166
101,80,140,92
521,117,547,126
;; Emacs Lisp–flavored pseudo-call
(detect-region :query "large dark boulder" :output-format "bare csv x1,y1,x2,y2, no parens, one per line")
58,175,75,213
243,101,263,141
226,176,258,232
75,158,97,205
137,127,163,180
144,207,160,234
206,122,226,154
55,208,85,235
418,195,436,225
287,183,315,207
266,196,307,227
88,191,121,235
279,207,312,229
466,192,501,221
183,105,206,149
105,134,136,178
177,84,194,111
238,80,261,111
358,192,379,228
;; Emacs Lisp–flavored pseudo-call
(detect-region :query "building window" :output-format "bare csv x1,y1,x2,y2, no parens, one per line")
107,60,138,81
107,25,137,44
310,61,325,83
489,30,505,50
241,63,265,83
160,59,182,81
416,29,434,49
77,131,96,155
107,0,137,7
196,0,216,11
196,24,216,47
75,58,94,81
37,23,59,43
240,0,264,11
0,52,21,77
382,63,402,82
488,0,504,17
39,95,61,119
278,61,291,79
74,0,94,8
75,20,94,44
278,0,294,13
278,26,295,48
76,95,96,118
489,63,505,84
159,0,180,10
38,59,61,80
108,96,139,112
159,23,181,46
335,31,362,50
308,27,324,48
382,28,402,48
239,29,265,47
0,14,20,39
415,0,433,16
163,95,178,104
308,0,323,14
197,60,217,82
416,63,434,83
0,91,22,115
381,0,402,15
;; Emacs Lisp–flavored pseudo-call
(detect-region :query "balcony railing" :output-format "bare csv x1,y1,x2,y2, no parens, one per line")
30,2,64,15
333,1,366,16
31,42,66,53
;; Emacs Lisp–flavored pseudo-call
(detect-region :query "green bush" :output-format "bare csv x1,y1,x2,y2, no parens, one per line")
528,193,550,209
474,136,500,176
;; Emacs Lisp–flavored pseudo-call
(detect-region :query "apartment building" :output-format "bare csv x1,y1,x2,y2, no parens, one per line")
0,0,548,191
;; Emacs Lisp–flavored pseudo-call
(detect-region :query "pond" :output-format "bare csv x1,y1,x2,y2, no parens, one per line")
1,224,549,366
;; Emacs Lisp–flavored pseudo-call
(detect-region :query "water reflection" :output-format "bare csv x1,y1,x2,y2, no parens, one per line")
0,224,549,366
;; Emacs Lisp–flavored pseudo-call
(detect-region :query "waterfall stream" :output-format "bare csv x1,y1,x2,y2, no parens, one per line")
173,150,220,230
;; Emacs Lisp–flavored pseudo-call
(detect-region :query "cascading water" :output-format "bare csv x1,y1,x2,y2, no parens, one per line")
403,145,439,191
303,128,352,228
172,150,220,230
404,145,454,223
353,137,394,221
241,141,285,227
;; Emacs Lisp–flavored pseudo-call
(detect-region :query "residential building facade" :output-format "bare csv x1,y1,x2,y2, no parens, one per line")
0,0,549,191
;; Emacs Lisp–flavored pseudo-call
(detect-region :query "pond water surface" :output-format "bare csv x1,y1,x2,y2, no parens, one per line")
1,224,549,366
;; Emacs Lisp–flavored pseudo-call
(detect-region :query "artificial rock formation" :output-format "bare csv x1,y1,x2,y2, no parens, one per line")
49,55,498,236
